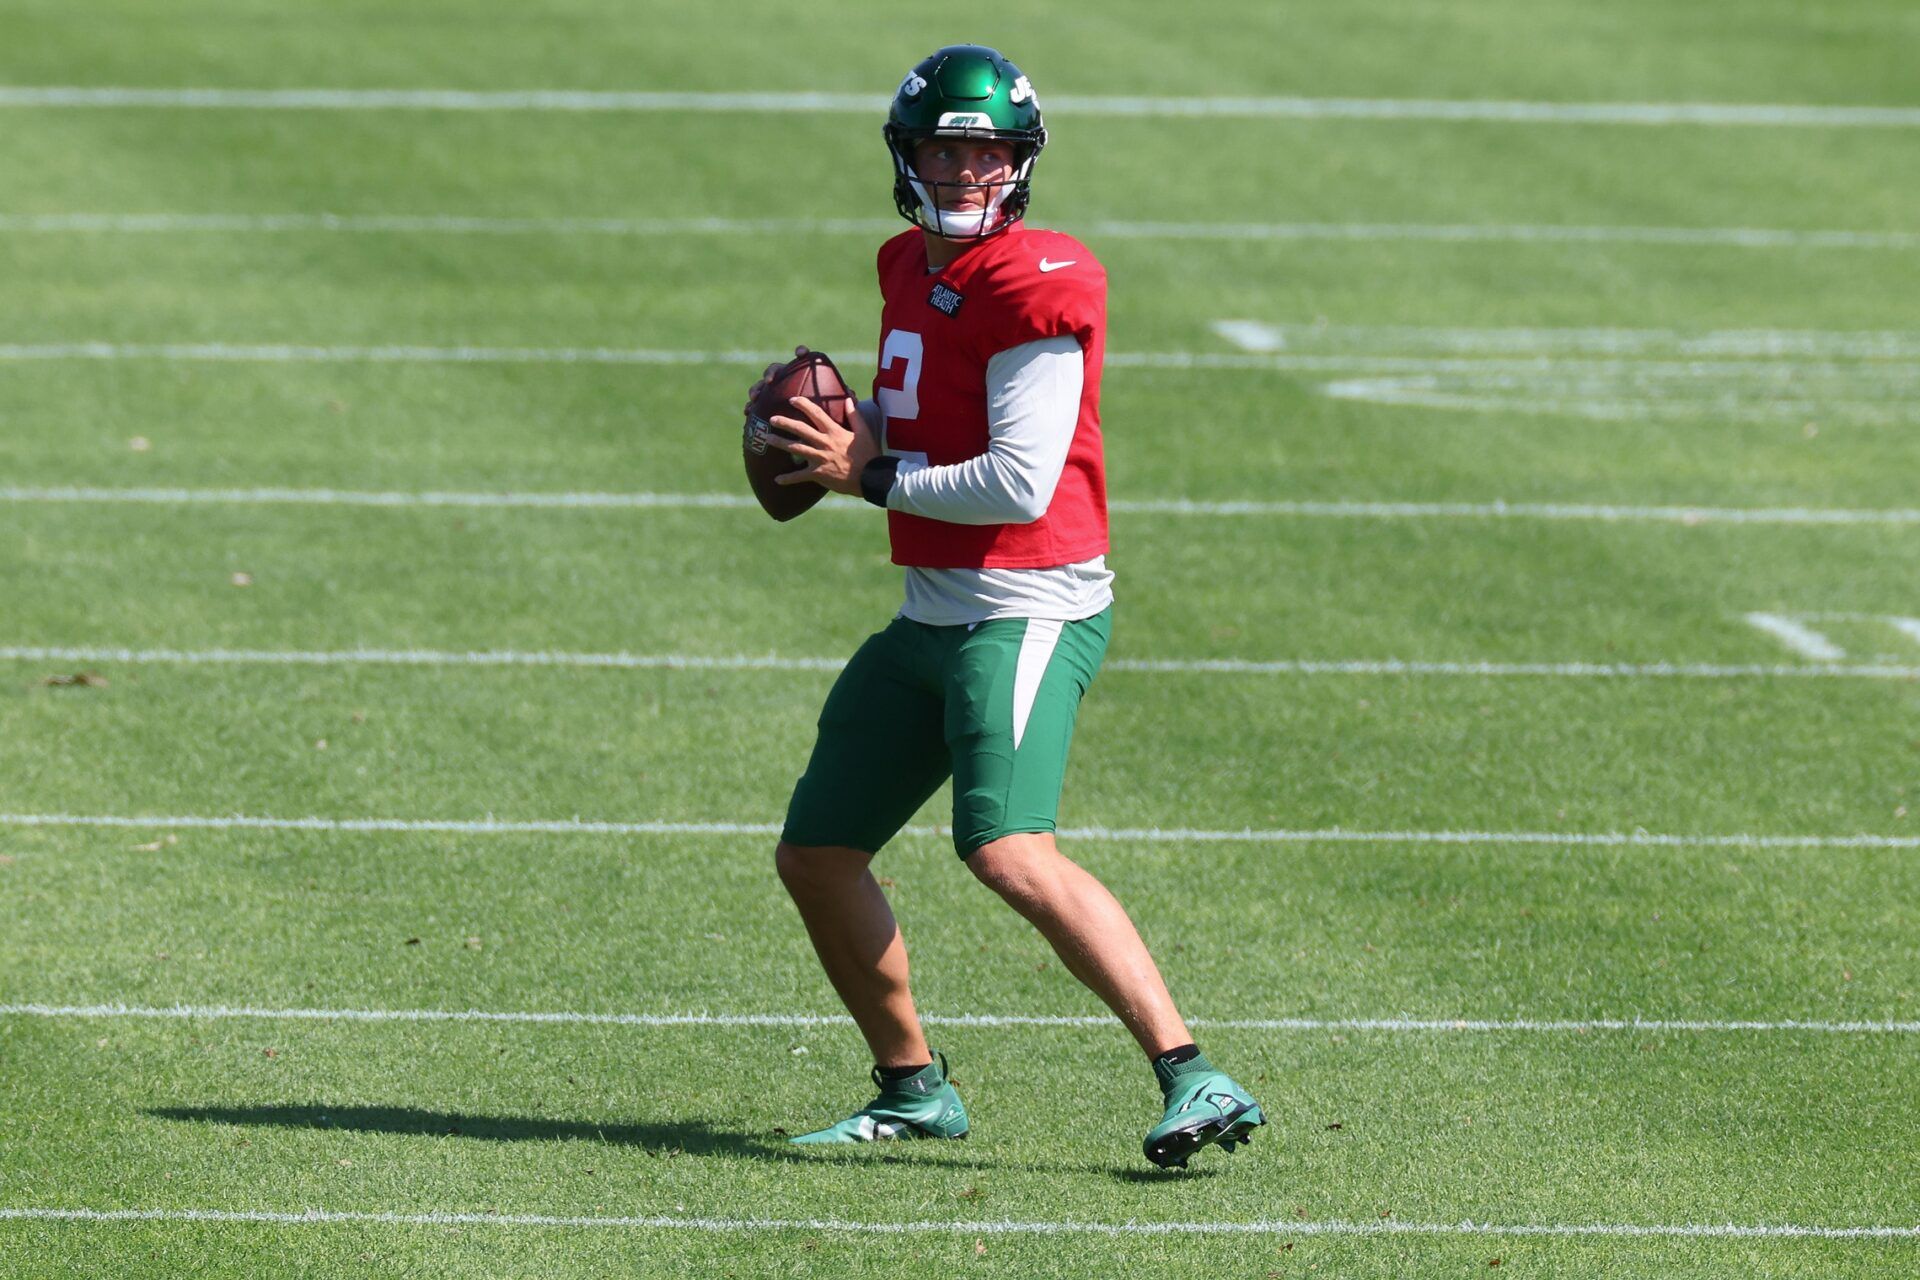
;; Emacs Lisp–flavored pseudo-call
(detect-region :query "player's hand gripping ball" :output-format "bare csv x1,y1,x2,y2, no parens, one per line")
742,348,858,521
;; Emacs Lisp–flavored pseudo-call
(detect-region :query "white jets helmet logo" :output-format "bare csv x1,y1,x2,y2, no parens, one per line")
1009,75,1036,106
899,72,928,99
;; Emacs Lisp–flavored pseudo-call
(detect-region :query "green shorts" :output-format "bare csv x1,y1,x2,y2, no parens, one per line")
782,607,1112,857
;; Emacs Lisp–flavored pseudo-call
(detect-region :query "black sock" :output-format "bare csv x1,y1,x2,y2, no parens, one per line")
1152,1043,1201,1070
876,1061,932,1081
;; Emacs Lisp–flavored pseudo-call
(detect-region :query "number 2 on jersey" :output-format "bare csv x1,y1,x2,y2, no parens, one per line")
876,329,923,422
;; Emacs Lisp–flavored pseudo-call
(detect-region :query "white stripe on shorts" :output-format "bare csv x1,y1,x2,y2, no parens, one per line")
1011,619,1065,751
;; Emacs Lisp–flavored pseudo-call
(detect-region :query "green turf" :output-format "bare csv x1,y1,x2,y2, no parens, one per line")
3,0,1919,1274
5,822,1917,1019
5,361,1919,509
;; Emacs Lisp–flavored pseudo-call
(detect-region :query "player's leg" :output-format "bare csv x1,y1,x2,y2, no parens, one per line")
965,831,1262,1165
947,607,1186,1047
964,831,1188,1055
778,619,967,1142
774,840,928,1069
945,607,1265,1165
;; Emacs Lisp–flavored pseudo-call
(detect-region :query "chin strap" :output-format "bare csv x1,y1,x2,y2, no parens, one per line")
908,179,1011,238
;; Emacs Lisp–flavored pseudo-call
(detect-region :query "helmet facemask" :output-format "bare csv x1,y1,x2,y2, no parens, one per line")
886,127,1043,243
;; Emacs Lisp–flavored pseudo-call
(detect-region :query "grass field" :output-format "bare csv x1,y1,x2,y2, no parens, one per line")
3,1,1919,1275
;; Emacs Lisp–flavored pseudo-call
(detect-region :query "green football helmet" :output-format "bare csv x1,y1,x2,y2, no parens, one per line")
884,44,1047,241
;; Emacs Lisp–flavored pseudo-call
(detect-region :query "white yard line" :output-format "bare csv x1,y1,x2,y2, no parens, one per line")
1320,378,1882,423
1319,371,1920,424
0,646,842,673
1106,658,1920,679
0,813,786,836
1101,499,1920,525
4,86,1920,127
0,487,780,511
2,812,1915,849
0,342,774,366
3,1002,1917,1035
11,339,1920,370
0,213,897,236
3,212,1917,250
1208,322,1920,359
2,645,1917,681
3,486,1918,526
1210,320,1290,352
1098,221,1920,249
1743,613,1849,661
4,1205,1917,1240
1705,614,1920,657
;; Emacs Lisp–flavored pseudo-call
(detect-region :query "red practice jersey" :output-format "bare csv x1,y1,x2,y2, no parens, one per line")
872,221,1109,569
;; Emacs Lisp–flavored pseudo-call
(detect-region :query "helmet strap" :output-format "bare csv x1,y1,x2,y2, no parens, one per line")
901,152,1035,241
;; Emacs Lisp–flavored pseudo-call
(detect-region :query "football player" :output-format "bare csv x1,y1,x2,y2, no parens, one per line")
748,43,1264,1168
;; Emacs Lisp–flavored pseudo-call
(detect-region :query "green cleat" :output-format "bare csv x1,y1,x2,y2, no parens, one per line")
1143,1053,1265,1169
789,1052,970,1144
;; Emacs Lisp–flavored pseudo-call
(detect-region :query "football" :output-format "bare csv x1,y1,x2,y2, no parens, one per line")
743,350,857,522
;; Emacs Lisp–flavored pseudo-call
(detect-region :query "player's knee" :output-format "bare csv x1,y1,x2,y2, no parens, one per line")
775,841,814,893
965,834,1056,905
775,840,866,897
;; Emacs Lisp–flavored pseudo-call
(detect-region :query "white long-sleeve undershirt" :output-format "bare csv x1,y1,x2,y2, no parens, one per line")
868,334,1114,626
888,336,1082,524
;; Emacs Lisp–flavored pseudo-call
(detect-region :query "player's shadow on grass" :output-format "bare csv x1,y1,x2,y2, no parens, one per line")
148,1103,1145,1175
149,1103,786,1161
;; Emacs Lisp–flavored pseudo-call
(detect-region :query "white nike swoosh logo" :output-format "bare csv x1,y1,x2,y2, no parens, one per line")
1038,258,1077,273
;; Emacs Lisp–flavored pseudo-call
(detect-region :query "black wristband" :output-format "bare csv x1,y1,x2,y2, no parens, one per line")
859,455,903,509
